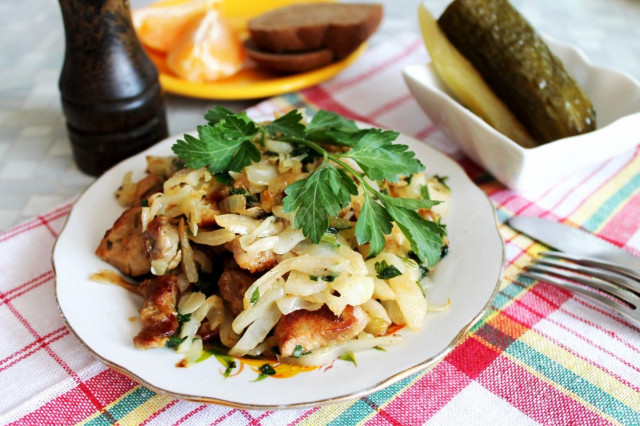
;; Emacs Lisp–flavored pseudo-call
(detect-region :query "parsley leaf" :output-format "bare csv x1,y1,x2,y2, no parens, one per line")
380,193,441,211
305,110,363,146
166,335,187,348
355,194,393,256
204,106,235,125
382,202,446,267
264,109,305,138
375,260,402,280
283,164,357,244
420,185,431,200
172,124,259,173
338,351,357,366
341,129,424,182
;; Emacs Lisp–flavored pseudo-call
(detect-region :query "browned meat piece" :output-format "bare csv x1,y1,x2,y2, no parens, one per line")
96,206,150,277
133,275,179,349
143,216,181,275
197,320,220,343
218,262,258,316
134,174,164,204
275,305,368,357
225,238,277,274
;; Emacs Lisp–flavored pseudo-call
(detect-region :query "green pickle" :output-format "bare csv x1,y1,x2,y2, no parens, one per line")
438,0,596,144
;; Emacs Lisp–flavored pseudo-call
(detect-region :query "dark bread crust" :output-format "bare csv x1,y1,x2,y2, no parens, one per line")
248,3,382,60
244,40,334,73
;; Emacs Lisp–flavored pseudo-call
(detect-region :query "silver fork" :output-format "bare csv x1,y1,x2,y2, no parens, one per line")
520,251,640,324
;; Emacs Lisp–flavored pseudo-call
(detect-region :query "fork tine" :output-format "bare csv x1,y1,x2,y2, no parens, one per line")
540,251,640,282
535,258,640,295
520,271,640,325
527,262,640,308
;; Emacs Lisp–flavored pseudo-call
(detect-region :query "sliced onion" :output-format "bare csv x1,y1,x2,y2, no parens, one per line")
282,334,403,367
176,318,199,353
246,162,278,185
244,236,279,253
233,280,285,334
184,337,203,364
265,139,293,154
219,194,246,214
276,296,323,315
214,214,261,234
178,292,206,315
229,303,282,357
190,229,235,246
205,295,225,330
272,228,306,254
285,270,328,296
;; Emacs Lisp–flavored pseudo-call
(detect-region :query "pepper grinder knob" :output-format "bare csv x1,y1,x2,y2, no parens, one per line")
58,0,169,176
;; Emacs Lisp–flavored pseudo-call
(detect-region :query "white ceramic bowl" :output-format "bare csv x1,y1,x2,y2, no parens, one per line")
403,36,640,192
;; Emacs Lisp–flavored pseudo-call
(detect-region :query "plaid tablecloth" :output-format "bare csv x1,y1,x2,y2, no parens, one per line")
2,33,640,425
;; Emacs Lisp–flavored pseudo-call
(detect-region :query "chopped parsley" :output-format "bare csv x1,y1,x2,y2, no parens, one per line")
250,287,260,304
375,260,403,280
292,345,311,358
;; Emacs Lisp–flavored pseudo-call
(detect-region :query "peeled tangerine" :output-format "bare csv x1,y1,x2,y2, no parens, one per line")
166,9,245,82
132,0,220,53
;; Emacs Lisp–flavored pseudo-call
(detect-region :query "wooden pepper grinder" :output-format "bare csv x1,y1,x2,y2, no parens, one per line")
58,0,168,176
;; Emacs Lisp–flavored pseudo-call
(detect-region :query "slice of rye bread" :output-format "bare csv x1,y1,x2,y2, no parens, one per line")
244,40,334,73
248,3,382,60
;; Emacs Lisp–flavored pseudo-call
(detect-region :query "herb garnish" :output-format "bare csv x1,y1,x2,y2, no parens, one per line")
250,287,260,304
254,363,277,382
375,260,403,280
292,345,311,358
172,107,446,266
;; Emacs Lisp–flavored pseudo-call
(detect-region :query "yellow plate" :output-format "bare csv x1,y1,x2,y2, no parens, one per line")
142,0,367,100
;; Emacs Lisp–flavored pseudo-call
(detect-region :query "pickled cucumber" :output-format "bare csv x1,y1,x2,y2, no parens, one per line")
417,4,536,148
438,0,596,144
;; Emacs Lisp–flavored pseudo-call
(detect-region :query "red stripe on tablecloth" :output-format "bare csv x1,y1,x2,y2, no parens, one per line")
0,204,71,243
37,215,58,238
10,369,136,425
367,93,414,120
1,293,113,423
560,298,640,344
502,282,573,328
289,407,321,425
361,396,403,426
1,270,52,300
447,336,502,379
477,357,608,425
0,327,68,373
139,399,180,426
538,156,616,219
414,124,439,140
374,360,472,424
595,189,640,247
210,409,239,425
174,404,208,425
500,285,640,391
557,148,640,224
324,37,423,93
301,86,380,126
249,410,275,425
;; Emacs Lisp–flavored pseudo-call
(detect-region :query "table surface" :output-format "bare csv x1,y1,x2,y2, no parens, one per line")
0,0,639,230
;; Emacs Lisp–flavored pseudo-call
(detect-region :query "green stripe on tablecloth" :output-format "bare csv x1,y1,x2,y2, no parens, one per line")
506,340,640,422
84,386,155,426
582,173,640,232
328,373,419,425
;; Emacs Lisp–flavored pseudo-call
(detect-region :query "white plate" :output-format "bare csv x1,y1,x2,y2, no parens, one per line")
52,130,504,409
403,32,640,193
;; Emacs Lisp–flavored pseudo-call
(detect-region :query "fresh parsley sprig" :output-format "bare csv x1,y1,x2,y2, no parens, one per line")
172,108,447,267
